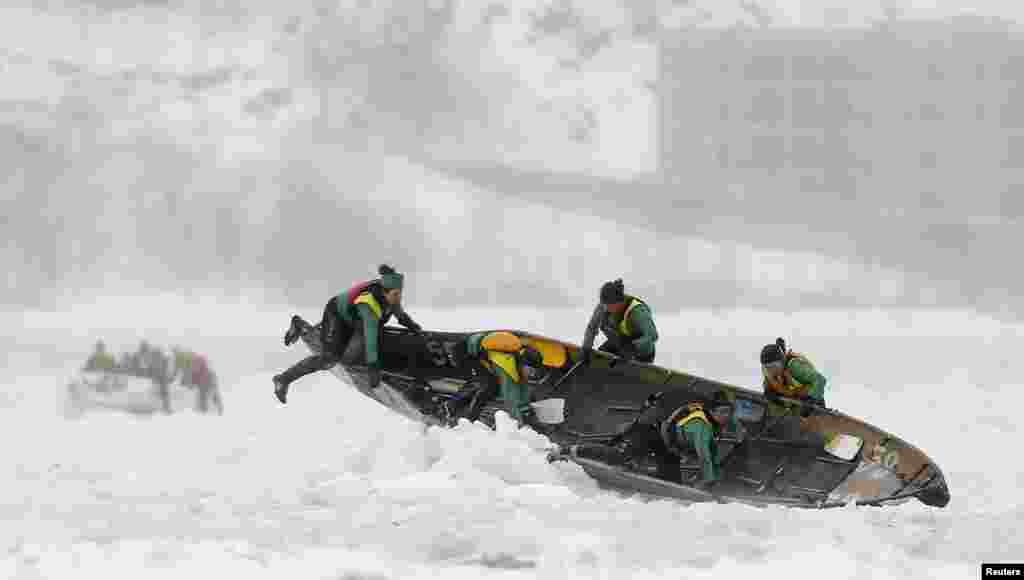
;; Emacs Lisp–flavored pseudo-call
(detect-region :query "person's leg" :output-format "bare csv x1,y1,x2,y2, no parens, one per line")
463,375,499,421
274,304,348,404
636,346,655,364
597,340,620,356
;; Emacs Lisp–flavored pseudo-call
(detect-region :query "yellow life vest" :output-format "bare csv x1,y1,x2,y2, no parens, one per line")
353,292,383,319
479,331,525,383
676,402,711,429
765,352,815,398
485,351,520,383
480,331,523,353
617,297,644,336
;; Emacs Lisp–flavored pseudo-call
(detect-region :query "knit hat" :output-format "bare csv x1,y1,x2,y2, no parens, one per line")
760,338,786,365
378,264,404,290
600,279,625,305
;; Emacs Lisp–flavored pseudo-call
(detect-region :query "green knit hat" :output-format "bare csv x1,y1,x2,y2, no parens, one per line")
378,264,404,290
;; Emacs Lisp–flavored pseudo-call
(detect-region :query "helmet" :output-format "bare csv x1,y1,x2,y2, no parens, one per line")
518,345,544,369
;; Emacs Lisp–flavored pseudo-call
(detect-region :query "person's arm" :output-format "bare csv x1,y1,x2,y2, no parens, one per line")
626,305,658,358
581,304,604,353
787,358,826,401
393,304,422,332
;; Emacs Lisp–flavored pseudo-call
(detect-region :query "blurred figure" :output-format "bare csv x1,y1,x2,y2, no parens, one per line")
142,342,174,414
273,264,423,404
83,340,116,371
580,278,659,364
119,339,154,377
173,348,224,415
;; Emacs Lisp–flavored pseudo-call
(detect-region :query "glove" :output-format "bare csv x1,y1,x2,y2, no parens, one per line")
368,366,382,390
406,321,423,334
618,342,636,361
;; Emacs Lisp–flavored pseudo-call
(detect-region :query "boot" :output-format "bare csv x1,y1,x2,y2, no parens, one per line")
273,353,335,404
283,315,303,347
273,375,289,404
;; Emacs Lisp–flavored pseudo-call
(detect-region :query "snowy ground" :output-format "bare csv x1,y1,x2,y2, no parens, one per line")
2,295,1021,579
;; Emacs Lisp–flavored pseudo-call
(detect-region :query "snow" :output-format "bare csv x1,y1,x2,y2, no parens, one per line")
2,295,1020,578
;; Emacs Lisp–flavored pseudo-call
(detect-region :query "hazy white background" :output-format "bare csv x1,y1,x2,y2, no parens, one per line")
3,0,1022,578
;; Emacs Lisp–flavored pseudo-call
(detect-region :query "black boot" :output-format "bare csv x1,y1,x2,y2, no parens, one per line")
273,375,289,404
273,353,335,404
283,315,303,347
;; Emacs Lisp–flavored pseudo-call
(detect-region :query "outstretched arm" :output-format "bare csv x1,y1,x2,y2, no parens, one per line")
627,305,659,358
581,304,604,352
393,304,422,332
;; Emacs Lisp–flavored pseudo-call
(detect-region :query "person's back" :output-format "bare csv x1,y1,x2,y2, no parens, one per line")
190,354,212,388
445,331,544,425
190,353,219,413
662,392,736,490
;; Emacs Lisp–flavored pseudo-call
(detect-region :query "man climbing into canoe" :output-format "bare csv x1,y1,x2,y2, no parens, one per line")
273,264,423,404
760,337,828,418
579,278,659,365
442,331,546,427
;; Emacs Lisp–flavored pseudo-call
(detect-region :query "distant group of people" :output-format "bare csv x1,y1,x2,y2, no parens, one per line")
83,340,223,415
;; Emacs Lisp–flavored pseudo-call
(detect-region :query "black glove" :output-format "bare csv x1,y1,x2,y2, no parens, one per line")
618,342,636,361
368,366,382,390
